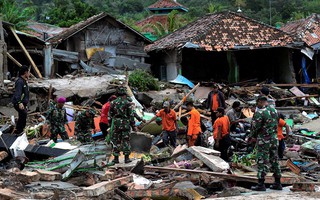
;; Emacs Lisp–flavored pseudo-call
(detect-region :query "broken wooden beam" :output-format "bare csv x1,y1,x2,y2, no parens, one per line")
10,27,42,78
263,83,320,88
126,188,171,199
6,52,22,67
144,166,258,183
277,95,318,101
174,83,200,110
83,175,133,197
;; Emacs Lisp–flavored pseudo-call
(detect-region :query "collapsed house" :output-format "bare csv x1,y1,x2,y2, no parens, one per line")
281,13,320,82
0,12,152,80
146,11,305,83
0,21,45,81
45,12,152,77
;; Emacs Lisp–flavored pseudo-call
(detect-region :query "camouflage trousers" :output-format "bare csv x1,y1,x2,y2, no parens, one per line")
111,130,131,156
256,136,282,179
76,129,93,144
50,125,69,143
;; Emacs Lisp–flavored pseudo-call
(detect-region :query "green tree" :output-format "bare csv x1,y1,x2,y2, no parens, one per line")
143,10,185,38
208,3,225,13
42,0,98,27
0,0,35,30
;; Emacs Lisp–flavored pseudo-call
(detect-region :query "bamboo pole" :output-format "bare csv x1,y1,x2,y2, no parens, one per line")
10,27,42,78
173,83,200,110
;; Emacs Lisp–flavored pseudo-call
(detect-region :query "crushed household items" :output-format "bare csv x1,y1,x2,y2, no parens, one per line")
1,70,320,199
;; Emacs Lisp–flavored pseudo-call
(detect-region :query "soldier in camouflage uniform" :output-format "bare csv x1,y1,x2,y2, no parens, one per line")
75,108,96,143
250,95,282,191
46,97,71,143
109,87,137,164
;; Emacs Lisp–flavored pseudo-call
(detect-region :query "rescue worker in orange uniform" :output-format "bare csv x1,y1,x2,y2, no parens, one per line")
146,101,178,147
206,84,226,122
213,107,231,161
186,101,202,147
277,114,292,159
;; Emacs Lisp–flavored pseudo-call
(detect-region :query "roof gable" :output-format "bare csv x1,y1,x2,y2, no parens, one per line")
146,11,301,52
281,14,320,46
148,0,188,11
48,12,151,44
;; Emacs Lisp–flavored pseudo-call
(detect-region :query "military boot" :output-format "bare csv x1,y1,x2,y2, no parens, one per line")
270,178,283,190
112,156,119,164
124,155,132,163
251,179,266,191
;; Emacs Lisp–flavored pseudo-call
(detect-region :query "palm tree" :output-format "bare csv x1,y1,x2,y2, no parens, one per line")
143,10,183,38
208,3,225,13
0,0,34,30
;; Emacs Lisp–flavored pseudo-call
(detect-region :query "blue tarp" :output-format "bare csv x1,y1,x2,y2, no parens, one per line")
170,74,195,88
302,56,311,84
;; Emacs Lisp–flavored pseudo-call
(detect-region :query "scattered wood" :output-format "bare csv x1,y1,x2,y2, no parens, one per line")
263,84,320,88
174,83,200,110
277,95,318,101
291,182,316,192
286,159,301,175
35,169,62,181
83,175,133,197
144,166,258,183
17,171,40,184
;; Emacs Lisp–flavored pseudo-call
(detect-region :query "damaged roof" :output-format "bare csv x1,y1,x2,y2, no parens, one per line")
148,0,188,11
281,14,320,48
145,11,302,52
26,21,65,40
48,12,152,44
136,15,168,33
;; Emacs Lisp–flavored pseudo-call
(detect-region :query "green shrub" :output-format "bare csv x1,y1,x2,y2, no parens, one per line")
129,70,159,91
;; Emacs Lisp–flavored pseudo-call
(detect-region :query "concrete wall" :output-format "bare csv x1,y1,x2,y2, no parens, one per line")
164,49,180,81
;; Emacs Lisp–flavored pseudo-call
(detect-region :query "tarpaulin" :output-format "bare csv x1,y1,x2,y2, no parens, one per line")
301,56,311,84
170,74,195,88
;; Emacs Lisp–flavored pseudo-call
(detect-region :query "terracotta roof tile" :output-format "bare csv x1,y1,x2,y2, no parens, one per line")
136,15,168,33
148,0,186,9
146,11,301,52
281,14,320,46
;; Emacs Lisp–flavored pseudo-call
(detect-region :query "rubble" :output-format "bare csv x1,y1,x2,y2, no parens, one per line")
2,70,320,199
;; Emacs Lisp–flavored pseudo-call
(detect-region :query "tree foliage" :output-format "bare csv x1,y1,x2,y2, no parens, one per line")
2,0,320,29
0,0,35,30
40,0,99,27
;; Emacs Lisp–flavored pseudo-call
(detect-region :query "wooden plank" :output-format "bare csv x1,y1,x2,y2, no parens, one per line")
83,175,133,197
263,83,320,88
52,48,79,63
173,83,200,110
277,95,318,101
144,166,258,183
10,27,42,78
7,52,36,79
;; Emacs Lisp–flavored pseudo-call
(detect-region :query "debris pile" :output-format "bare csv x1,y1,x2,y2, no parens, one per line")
1,74,320,199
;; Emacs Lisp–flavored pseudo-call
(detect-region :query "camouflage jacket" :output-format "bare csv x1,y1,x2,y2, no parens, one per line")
46,105,68,127
109,97,135,130
251,106,278,139
75,111,95,132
